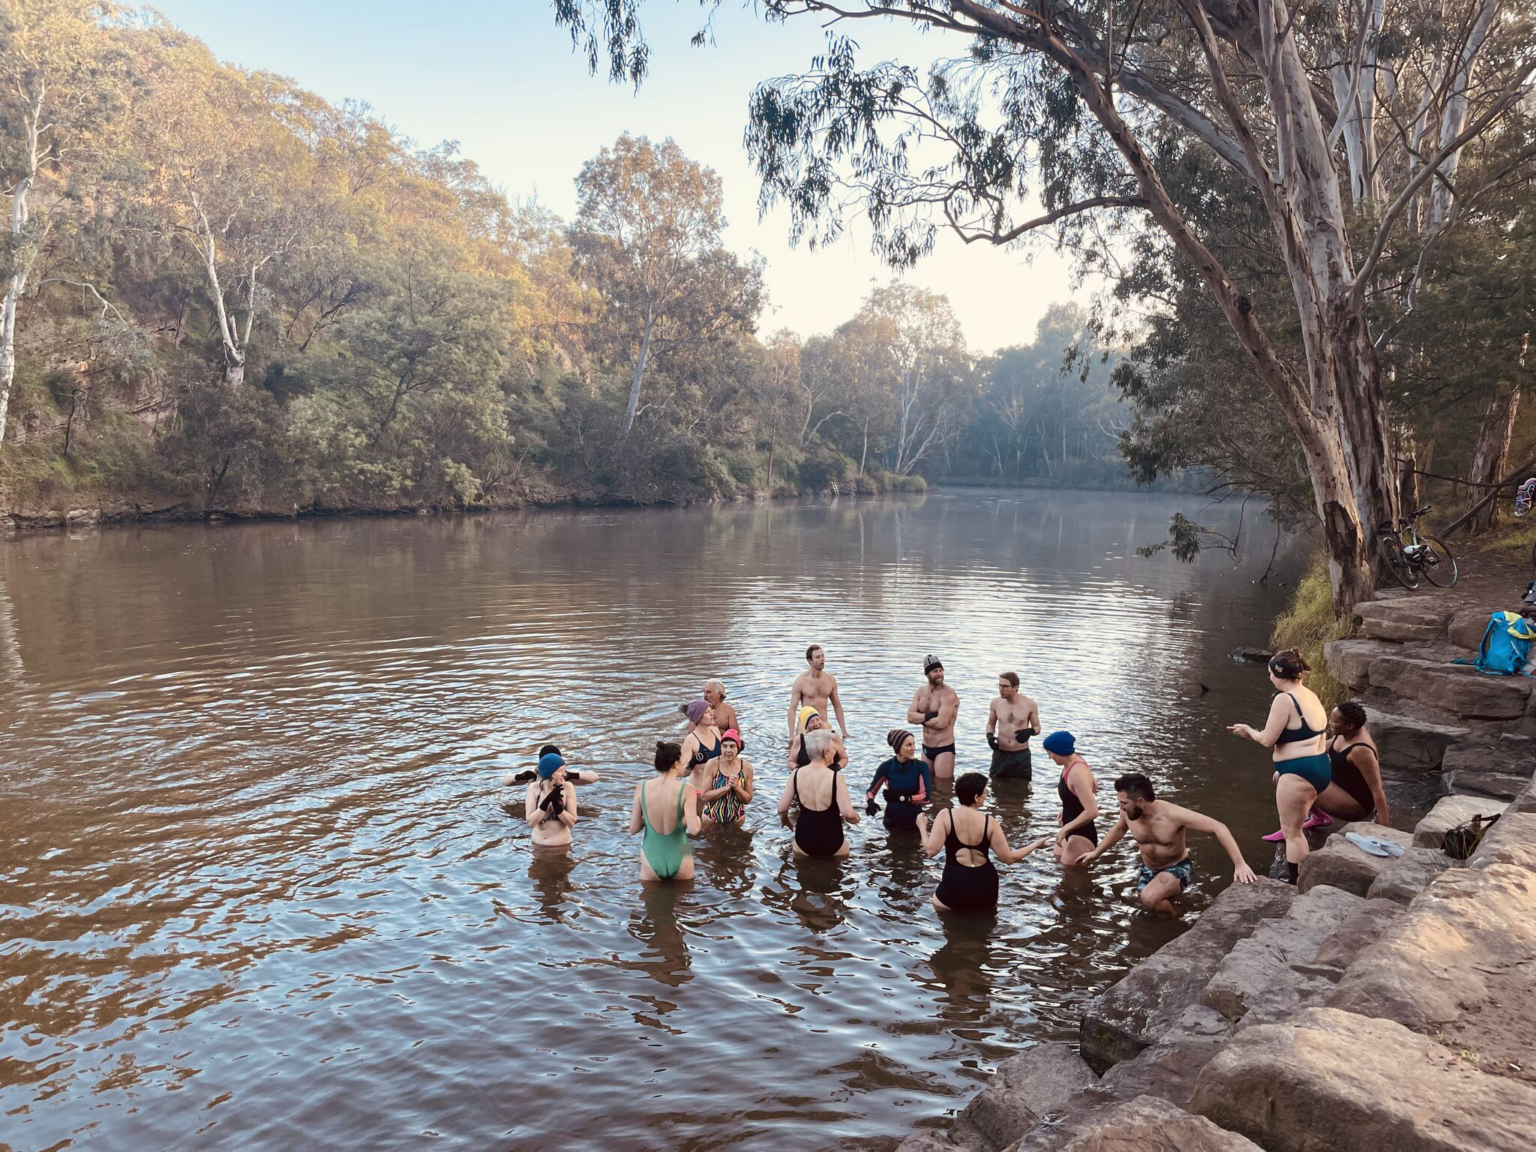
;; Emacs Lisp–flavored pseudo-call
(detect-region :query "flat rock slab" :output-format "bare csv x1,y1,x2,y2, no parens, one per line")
898,1134,960,1152
1189,1007,1536,1152
1325,637,1389,690
1052,1096,1261,1152
1366,707,1470,773
1365,853,1451,903
1367,650,1534,720
1328,862,1536,1084
1471,810,1536,871
1450,607,1494,651
950,1043,1099,1152
1297,821,1413,897
1412,794,1507,849
1201,885,1363,1025
1078,881,1294,1074
1356,598,1455,642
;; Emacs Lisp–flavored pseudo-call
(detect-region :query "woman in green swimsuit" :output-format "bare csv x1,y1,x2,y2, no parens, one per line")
629,741,702,881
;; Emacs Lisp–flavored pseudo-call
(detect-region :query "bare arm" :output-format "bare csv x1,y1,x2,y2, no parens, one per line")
556,783,578,828
916,809,949,858
1027,699,1041,735
1056,764,1099,839
787,679,803,736
683,785,702,835
627,783,644,835
906,690,930,726
934,691,958,729
526,783,546,828
828,678,849,736
574,769,599,784
986,699,998,738
1080,816,1129,864
1353,747,1390,826
990,820,1050,864
1175,805,1257,883
734,763,754,804
837,773,860,823
786,734,802,770
1229,694,1291,748
776,773,796,817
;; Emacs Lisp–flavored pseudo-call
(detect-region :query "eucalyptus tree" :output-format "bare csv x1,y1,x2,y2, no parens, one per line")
554,0,1536,611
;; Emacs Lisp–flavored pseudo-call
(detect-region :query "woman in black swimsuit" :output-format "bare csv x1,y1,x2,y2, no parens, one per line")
776,728,860,857
1319,701,1388,825
1043,730,1099,866
787,710,848,772
917,772,1047,912
680,698,723,795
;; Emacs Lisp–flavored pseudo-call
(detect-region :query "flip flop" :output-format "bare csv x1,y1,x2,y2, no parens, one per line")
1345,832,1405,858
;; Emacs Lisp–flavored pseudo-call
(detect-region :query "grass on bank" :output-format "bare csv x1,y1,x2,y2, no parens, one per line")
1270,552,1353,709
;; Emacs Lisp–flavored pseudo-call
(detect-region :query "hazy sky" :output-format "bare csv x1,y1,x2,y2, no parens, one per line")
148,0,1090,353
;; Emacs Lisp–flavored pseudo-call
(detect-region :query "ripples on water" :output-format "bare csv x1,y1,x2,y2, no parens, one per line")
0,492,1301,1150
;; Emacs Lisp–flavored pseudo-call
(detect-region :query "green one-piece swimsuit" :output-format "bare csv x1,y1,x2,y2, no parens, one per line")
642,780,690,878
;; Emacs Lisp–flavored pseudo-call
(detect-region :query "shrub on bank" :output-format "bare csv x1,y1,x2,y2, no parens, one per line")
1270,552,1352,708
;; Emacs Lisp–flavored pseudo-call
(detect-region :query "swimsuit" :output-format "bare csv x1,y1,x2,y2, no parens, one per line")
1137,855,1194,892
792,766,846,856
1274,693,1331,792
1058,757,1099,845
923,742,957,761
990,745,1032,780
1328,741,1377,811
691,730,722,768
703,766,747,824
866,756,932,831
641,781,691,878
934,812,1000,912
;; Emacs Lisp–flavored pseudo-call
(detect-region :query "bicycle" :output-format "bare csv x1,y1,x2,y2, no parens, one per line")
1376,505,1459,590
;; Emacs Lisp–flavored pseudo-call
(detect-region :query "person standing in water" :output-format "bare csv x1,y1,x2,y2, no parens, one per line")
504,744,599,787
1227,649,1331,884
907,655,959,780
777,728,860,857
700,729,754,828
679,699,723,795
986,672,1039,781
916,772,1050,912
526,753,579,849
629,741,702,881
787,645,849,740
1080,773,1257,915
865,729,933,832
1043,731,1099,865
787,707,848,771
703,680,740,737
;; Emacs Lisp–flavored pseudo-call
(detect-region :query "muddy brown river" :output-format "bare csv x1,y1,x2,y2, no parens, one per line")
0,491,1302,1150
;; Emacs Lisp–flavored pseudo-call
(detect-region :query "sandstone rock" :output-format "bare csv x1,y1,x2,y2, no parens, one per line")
1053,1096,1261,1152
1313,897,1404,965
1363,707,1468,773
64,507,100,528
950,1043,1099,1152
1412,795,1507,849
1228,647,1271,664
1356,598,1454,642
1449,607,1492,651
1297,822,1412,896
1507,771,1536,815
1078,881,1294,1073
1189,1007,1536,1152
1329,863,1536,1085
1364,852,1451,902
1440,759,1530,803
1469,811,1536,872
1201,885,1363,1024
1367,651,1533,720
1324,638,1381,690
898,1133,960,1152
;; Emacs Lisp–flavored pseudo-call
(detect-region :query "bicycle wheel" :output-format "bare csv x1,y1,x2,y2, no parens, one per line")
1377,535,1419,589
1419,535,1459,588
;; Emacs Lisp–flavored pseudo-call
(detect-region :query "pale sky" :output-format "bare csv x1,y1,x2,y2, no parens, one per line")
148,0,1091,353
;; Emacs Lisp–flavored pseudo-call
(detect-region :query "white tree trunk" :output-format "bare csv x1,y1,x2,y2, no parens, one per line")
1429,0,1499,225
0,91,43,450
1465,385,1520,530
623,306,656,432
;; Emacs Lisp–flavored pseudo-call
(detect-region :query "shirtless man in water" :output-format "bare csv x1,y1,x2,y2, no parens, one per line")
907,655,959,780
1081,773,1257,915
788,645,849,739
986,672,1039,781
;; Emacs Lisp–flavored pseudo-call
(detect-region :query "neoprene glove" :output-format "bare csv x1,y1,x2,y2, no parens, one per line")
924,711,938,722
866,798,879,816
986,733,999,751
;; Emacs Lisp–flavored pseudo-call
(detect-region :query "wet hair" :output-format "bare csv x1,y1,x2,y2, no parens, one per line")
806,644,823,662
1335,700,1368,732
1000,671,1019,688
1115,773,1156,802
1268,649,1311,680
539,744,561,758
654,741,683,773
803,728,834,759
956,772,988,805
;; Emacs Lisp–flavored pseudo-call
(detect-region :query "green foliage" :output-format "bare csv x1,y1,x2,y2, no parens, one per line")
1270,554,1354,709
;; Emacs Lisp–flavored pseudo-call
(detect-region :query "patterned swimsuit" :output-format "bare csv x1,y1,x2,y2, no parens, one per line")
703,766,747,823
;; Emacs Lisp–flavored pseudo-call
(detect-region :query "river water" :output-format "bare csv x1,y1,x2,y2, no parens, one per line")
0,491,1302,1151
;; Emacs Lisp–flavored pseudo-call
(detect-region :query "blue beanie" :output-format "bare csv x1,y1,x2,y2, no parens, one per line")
537,752,565,779
1042,731,1075,756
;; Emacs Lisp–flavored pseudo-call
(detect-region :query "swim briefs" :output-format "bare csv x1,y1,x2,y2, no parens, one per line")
923,743,956,760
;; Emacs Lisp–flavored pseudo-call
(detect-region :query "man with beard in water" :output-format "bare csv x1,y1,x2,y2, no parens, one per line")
1080,773,1257,915
985,671,1039,781
907,655,959,780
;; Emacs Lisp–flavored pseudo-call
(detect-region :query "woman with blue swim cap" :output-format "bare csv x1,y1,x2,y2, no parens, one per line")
1044,730,1099,866
526,752,578,849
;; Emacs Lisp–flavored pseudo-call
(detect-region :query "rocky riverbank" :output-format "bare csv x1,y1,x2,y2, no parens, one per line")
896,584,1536,1152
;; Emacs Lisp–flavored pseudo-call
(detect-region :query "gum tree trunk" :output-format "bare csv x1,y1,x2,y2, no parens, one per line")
1465,386,1521,530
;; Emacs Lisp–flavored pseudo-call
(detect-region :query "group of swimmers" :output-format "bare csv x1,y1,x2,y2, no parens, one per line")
522,644,1390,916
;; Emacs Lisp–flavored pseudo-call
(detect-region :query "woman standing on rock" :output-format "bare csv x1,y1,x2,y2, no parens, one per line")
1228,649,1331,884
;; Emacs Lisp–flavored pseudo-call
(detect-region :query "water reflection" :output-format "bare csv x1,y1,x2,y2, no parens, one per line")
628,883,693,991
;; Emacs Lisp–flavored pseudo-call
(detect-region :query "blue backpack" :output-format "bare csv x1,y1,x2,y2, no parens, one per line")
1474,611,1536,675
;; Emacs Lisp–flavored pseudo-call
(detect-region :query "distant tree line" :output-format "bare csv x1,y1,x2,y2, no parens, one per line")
0,2,1139,519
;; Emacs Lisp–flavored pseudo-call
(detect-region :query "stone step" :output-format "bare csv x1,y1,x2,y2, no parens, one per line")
1200,885,1401,1026
1326,638,1533,720
1039,1096,1261,1152
1077,881,1295,1074
1356,597,1458,642
1189,1007,1536,1152
947,1043,1098,1152
1297,821,1450,900
1366,707,1470,773
1441,739,1536,801
1411,794,1507,850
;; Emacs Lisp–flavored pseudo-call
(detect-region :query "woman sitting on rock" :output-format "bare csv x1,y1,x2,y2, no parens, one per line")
1228,649,1331,884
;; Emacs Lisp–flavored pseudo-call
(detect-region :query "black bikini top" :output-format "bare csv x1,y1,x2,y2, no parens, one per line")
1275,692,1325,745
